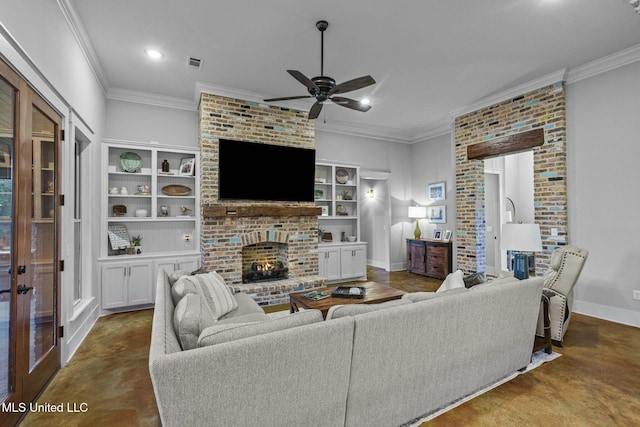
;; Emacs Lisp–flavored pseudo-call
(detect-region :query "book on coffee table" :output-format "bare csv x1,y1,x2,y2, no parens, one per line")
331,286,366,299
301,291,331,301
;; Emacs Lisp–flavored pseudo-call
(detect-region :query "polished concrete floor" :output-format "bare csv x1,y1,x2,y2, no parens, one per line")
18,267,640,426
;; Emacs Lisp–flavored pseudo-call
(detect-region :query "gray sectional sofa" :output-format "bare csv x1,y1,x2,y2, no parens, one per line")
149,269,543,427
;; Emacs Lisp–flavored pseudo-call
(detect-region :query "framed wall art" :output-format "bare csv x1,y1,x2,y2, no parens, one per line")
428,181,446,202
426,205,446,224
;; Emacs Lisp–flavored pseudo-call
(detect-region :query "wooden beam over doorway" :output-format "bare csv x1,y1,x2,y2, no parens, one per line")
467,128,544,160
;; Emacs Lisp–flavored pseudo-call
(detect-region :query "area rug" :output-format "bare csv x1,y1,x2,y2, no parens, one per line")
403,350,562,426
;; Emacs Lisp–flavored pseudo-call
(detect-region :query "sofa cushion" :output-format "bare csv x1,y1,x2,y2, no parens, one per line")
463,272,485,288
186,272,238,320
436,269,465,293
402,286,468,303
168,269,190,286
325,299,410,320
170,276,198,305
198,309,323,347
173,293,216,350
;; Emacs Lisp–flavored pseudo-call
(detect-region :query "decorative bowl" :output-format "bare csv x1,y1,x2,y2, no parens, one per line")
347,236,357,242
134,208,148,218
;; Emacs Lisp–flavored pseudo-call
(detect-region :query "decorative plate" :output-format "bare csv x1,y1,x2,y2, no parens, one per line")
119,152,142,173
112,204,127,216
336,168,349,184
336,204,348,215
162,184,192,196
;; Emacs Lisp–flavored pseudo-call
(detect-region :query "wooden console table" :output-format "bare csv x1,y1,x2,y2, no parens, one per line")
406,239,452,279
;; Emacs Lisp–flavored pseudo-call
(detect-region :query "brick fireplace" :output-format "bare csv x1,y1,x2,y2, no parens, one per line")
198,93,325,305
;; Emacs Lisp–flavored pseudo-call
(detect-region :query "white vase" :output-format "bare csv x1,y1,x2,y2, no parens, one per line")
135,209,148,217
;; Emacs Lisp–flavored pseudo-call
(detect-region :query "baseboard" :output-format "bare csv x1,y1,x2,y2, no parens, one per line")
573,300,640,328
62,302,100,366
367,259,388,270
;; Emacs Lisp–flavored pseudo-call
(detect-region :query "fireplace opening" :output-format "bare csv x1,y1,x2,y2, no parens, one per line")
242,242,289,284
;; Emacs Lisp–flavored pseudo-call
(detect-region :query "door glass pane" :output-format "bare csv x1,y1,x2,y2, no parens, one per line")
29,107,55,371
0,77,15,400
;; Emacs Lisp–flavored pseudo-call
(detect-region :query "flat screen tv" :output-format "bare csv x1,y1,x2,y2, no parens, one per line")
218,139,316,202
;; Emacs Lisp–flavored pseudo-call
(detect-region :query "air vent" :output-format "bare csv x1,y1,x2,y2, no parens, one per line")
186,56,202,70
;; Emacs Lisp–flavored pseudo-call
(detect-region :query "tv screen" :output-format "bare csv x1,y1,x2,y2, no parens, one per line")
218,139,316,202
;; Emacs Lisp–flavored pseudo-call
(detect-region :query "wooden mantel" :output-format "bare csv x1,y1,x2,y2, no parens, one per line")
467,128,544,160
203,205,322,218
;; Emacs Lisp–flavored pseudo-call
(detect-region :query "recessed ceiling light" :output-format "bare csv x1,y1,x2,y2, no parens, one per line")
360,98,371,105
145,49,163,59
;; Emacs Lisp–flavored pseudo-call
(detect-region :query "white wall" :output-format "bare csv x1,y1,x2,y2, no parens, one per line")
409,132,455,266
0,1,107,363
315,130,412,270
566,60,640,327
105,99,198,147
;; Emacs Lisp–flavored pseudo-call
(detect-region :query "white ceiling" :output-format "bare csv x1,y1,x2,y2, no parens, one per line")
70,0,640,143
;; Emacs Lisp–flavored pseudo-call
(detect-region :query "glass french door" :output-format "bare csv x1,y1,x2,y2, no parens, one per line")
1,59,61,427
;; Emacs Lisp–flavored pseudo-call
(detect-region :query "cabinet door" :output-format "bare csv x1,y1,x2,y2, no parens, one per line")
319,248,340,281
127,261,153,306
177,256,200,272
101,263,128,309
155,259,177,276
340,246,366,279
407,242,426,274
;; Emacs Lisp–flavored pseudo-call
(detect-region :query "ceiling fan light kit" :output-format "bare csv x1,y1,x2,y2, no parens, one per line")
264,20,376,120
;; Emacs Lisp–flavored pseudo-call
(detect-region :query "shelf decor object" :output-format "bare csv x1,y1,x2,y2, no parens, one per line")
179,157,195,176
162,184,192,196
408,206,427,239
112,204,127,216
119,151,142,173
336,168,348,184
501,223,542,280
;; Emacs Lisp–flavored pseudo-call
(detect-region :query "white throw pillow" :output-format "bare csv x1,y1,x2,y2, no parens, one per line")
173,293,216,350
186,272,238,320
436,269,465,293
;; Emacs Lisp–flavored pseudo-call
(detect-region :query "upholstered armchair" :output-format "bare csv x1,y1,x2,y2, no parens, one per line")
537,246,589,346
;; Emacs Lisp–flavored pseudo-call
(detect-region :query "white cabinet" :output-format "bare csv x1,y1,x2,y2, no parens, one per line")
318,243,367,283
340,244,367,280
318,247,341,281
154,256,201,276
101,261,153,309
99,140,202,311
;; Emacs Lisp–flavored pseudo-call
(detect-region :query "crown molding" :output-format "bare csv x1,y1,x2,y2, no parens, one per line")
107,87,197,111
57,0,109,94
566,42,640,84
450,69,568,120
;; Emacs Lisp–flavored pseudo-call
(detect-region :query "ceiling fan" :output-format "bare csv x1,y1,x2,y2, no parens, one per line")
263,20,376,120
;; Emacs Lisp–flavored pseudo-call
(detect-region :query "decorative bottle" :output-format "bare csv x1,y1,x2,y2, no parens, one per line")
162,159,170,172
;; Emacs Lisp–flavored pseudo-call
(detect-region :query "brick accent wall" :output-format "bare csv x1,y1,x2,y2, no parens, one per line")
454,82,567,275
198,93,319,287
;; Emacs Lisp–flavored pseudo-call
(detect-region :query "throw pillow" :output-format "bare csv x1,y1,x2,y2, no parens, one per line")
171,276,198,306
325,299,410,320
463,272,485,289
198,310,323,347
186,272,238,320
173,293,216,350
168,269,190,286
436,269,465,293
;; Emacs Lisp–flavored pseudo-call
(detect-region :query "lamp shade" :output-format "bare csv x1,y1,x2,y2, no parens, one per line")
408,206,427,219
501,223,542,252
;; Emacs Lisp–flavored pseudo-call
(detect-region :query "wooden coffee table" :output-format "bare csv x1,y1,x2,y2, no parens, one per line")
289,281,405,319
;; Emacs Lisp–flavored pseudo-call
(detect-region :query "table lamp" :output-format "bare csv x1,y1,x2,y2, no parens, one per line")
501,223,542,280
408,206,427,239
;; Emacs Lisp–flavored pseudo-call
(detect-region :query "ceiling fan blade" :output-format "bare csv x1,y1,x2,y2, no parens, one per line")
331,96,372,113
287,70,319,92
308,101,323,119
330,75,376,95
263,95,314,102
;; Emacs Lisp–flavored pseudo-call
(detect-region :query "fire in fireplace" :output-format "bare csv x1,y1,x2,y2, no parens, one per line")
243,260,288,283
